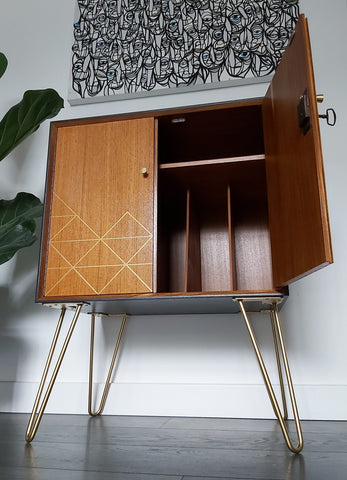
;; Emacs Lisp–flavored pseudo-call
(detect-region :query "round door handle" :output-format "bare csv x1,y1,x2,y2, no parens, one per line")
141,167,148,177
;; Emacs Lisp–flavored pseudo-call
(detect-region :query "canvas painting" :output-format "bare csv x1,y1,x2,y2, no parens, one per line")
69,0,299,104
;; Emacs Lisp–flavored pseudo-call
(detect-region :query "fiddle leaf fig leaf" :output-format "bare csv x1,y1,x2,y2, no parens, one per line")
0,88,64,161
0,52,7,78
0,192,43,264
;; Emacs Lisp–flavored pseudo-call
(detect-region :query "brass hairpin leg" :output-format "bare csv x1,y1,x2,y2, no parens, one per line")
238,299,303,453
25,304,83,442
270,308,288,420
88,313,127,416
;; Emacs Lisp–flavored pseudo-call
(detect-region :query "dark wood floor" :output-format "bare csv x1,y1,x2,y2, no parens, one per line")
0,414,346,479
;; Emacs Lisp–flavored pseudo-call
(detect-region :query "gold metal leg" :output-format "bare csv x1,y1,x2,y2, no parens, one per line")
238,299,303,453
25,304,83,442
270,308,288,420
88,313,127,416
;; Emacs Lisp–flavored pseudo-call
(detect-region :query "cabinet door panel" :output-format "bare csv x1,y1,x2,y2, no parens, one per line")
263,15,333,287
39,118,155,299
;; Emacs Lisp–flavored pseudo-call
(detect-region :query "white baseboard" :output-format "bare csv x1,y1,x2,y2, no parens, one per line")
1,381,346,421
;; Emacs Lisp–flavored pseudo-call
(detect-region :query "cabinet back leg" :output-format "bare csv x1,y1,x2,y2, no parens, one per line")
88,313,128,416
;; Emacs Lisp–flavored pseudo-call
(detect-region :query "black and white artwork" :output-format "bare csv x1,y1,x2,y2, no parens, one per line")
70,0,299,103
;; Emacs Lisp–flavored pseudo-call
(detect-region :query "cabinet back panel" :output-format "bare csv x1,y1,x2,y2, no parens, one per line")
233,200,273,291
158,105,264,164
200,207,231,292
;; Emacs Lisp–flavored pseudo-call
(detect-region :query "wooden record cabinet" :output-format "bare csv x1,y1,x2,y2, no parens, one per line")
37,15,332,305
28,16,333,451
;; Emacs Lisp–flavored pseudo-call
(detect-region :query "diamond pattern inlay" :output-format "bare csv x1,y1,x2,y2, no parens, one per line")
45,194,153,295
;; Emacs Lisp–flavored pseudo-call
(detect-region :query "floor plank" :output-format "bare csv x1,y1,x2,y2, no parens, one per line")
0,414,346,480
0,467,182,480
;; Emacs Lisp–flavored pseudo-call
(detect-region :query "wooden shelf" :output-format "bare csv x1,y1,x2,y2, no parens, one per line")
157,103,264,164
159,154,265,170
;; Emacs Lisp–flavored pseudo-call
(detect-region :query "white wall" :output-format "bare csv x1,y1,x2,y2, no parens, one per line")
0,0,346,420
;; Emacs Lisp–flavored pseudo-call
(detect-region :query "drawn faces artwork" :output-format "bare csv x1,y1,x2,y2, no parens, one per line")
71,0,299,101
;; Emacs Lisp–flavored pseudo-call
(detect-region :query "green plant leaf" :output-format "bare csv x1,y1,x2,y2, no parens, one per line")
0,52,8,78
0,88,64,161
0,192,43,265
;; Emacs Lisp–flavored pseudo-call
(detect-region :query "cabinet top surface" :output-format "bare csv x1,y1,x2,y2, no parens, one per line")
50,97,264,129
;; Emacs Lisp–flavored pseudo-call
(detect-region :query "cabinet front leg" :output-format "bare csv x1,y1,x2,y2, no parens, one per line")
237,299,303,453
26,304,83,442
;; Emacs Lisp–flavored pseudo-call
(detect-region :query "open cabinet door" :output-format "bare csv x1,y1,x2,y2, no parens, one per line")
263,14,333,287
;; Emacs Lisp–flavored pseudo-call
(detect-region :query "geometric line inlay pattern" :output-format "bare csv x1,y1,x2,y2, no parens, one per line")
45,194,153,295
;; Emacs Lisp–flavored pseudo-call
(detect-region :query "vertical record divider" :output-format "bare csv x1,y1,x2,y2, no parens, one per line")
185,188,202,292
227,185,237,291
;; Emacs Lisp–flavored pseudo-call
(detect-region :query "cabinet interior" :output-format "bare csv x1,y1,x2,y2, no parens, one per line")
157,103,274,294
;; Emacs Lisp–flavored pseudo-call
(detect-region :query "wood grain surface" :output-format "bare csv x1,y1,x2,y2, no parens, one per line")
263,15,333,286
1,414,347,479
41,118,155,298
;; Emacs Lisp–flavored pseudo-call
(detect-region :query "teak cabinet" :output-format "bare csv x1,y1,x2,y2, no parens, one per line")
37,15,332,309
28,15,333,451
